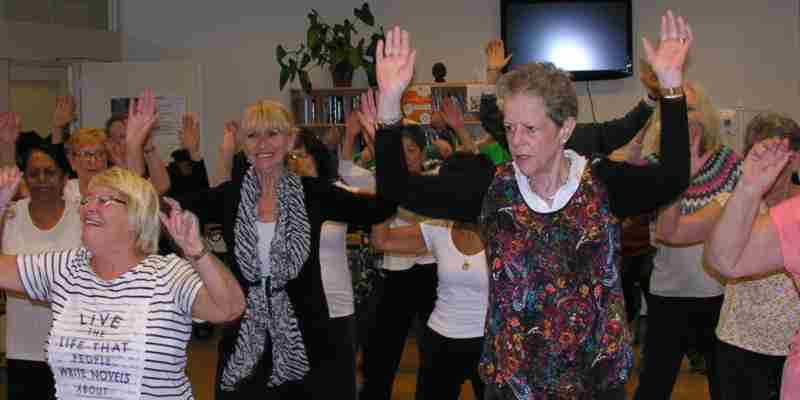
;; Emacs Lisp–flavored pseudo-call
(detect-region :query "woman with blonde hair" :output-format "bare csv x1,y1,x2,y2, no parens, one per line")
169,98,394,399
0,159,245,399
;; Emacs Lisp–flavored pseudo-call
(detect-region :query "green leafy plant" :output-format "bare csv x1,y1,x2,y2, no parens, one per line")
276,3,384,92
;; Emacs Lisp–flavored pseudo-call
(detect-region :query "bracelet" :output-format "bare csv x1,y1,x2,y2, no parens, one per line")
186,239,211,262
660,86,685,100
377,114,403,129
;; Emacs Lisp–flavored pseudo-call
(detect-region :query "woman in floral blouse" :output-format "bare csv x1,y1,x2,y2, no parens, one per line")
371,10,692,399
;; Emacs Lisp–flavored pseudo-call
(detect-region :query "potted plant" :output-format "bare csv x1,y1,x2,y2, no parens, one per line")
276,3,384,92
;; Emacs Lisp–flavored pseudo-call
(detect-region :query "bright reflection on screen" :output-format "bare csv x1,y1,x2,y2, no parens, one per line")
546,37,591,71
505,2,629,75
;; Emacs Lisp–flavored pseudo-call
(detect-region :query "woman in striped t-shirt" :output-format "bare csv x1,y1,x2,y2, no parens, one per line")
0,160,245,398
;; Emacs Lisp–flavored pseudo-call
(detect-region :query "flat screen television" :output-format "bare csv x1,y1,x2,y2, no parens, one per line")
501,0,633,81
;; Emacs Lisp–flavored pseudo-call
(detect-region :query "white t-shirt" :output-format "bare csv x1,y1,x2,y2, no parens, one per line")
63,179,81,203
421,222,488,338
17,249,203,400
649,193,726,298
2,199,82,362
319,221,354,318
382,216,435,271
257,221,276,278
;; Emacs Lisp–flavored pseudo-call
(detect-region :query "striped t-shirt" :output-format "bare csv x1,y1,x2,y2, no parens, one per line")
17,248,203,400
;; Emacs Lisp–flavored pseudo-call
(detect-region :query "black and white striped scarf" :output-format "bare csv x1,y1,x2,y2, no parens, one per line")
220,167,311,390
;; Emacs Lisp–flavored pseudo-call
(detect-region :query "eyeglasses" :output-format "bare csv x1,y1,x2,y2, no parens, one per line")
74,150,108,161
79,194,127,208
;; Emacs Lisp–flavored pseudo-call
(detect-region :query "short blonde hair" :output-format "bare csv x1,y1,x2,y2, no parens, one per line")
496,62,578,127
744,113,800,155
643,82,722,156
239,100,296,142
67,128,107,153
88,167,160,255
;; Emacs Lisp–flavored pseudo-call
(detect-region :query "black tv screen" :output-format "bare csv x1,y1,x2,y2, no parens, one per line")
501,0,633,81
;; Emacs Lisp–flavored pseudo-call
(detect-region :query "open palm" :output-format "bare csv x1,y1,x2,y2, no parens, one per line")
376,26,416,119
642,10,692,89
741,138,792,197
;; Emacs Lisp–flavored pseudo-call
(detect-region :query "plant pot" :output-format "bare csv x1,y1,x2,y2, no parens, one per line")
331,62,355,87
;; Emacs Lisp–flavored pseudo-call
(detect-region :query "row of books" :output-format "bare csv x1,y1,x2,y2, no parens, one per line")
296,94,363,125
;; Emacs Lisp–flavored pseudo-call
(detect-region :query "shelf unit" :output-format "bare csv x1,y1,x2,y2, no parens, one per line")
291,88,370,128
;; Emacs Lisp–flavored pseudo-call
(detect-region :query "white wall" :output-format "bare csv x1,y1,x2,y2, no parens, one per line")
120,0,800,168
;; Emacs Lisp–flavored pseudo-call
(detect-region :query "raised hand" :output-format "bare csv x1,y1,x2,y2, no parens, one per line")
0,166,22,208
642,10,692,89
159,197,205,258
345,111,362,140
485,39,512,71
126,89,159,149
441,97,465,130
376,26,416,121
740,137,792,198
221,120,239,158
53,96,77,129
689,126,713,177
0,112,21,145
358,88,378,143
179,113,201,160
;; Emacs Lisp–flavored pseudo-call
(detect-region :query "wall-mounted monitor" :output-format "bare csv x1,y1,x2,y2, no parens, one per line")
501,0,633,81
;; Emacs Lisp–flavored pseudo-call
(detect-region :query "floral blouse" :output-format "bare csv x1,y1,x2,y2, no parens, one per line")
479,163,632,399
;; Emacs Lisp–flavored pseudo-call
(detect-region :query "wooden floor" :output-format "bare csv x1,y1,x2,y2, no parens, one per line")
184,331,712,400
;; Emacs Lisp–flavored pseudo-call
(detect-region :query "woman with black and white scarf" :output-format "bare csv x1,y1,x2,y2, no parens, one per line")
171,99,395,399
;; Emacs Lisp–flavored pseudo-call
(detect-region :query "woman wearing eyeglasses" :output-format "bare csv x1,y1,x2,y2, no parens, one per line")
62,128,111,203
1,143,80,400
0,162,245,399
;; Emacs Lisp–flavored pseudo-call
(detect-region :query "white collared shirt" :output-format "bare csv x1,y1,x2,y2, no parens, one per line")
512,149,588,213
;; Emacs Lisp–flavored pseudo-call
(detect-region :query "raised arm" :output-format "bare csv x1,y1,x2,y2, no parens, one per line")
374,27,495,223
50,96,76,145
310,178,395,229
0,167,26,292
706,138,790,278
0,113,20,168
595,10,692,219
370,220,427,255
339,111,377,191
567,100,655,156
160,197,245,323
441,97,478,154
485,39,511,84
654,133,722,244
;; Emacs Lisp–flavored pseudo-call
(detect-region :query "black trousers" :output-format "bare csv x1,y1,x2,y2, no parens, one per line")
716,339,784,400
360,263,438,400
420,326,485,400
620,251,655,322
7,358,56,400
633,294,723,400
215,314,358,400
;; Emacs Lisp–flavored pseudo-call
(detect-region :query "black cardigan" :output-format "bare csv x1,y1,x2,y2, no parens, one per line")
480,94,655,156
376,97,689,222
179,170,395,374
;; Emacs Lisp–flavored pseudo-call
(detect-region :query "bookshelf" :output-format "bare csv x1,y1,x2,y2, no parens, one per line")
290,83,495,129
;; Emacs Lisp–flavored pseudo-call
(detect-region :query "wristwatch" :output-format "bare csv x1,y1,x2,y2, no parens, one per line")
660,86,685,100
186,239,211,262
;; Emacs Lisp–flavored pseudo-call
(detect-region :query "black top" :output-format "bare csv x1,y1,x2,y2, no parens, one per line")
166,159,210,197
480,94,654,155
376,97,689,222
178,169,395,372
